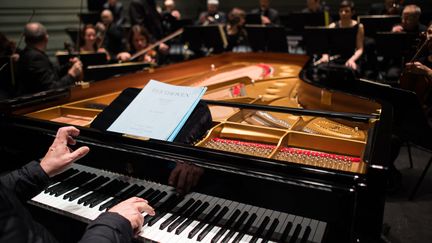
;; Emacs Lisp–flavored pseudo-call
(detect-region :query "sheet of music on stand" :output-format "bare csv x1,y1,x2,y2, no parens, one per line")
107,80,207,141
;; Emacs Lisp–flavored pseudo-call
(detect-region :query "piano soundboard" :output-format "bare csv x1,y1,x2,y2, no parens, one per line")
31,163,327,243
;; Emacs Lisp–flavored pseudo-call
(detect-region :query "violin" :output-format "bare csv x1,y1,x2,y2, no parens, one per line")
399,32,431,106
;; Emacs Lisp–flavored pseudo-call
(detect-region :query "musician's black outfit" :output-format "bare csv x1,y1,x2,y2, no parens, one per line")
250,7,280,25
129,0,164,39
16,46,76,95
0,161,134,243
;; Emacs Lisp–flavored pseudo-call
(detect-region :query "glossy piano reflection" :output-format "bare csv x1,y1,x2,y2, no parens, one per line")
32,163,327,243
4,53,390,242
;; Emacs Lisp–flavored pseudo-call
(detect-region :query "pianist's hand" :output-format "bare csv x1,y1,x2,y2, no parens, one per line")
109,197,155,234
168,161,204,195
40,126,90,177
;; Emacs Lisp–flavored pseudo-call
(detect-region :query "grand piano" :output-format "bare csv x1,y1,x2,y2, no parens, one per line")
0,53,392,243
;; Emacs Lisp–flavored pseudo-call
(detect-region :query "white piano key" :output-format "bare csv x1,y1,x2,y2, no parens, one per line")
308,219,319,242
313,221,327,243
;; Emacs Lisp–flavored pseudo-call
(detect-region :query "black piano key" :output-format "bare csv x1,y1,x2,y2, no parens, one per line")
143,191,169,223
78,180,127,206
138,188,155,199
175,201,210,235
64,176,110,201
53,172,95,196
148,191,167,206
147,194,185,226
46,171,88,194
188,204,221,239
220,211,249,243
159,198,195,230
232,213,257,243
300,226,312,243
88,180,130,208
288,224,302,243
250,216,270,243
262,218,279,243
197,206,229,241
167,200,203,233
280,222,293,243
99,184,145,211
211,209,241,243
50,168,79,184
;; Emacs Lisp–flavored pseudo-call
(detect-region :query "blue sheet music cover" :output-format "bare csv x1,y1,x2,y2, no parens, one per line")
107,80,207,141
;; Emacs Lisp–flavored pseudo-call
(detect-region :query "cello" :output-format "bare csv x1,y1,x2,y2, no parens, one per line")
399,30,432,107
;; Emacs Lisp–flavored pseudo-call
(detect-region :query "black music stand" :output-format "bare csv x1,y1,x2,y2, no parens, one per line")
375,32,418,59
281,12,326,33
245,25,288,52
84,62,151,81
358,15,400,37
183,25,228,55
303,26,357,57
246,13,262,25
56,52,107,68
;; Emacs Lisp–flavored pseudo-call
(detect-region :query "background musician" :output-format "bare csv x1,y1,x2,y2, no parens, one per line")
0,126,155,242
196,0,227,25
225,8,250,52
302,0,325,14
17,22,82,95
392,4,427,33
102,0,125,26
80,24,111,61
404,23,432,105
318,0,365,72
116,25,157,63
250,0,280,26
96,9,125,59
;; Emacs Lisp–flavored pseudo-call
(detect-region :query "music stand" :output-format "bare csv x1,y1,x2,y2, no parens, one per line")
183,25,228,55
358,15,400,37
374,32,418,59
245,25,288,52
281,12,326,33
84,62,151,81
246,13,262,25
56,52,107,68
65,28,79,46
303,26,357,58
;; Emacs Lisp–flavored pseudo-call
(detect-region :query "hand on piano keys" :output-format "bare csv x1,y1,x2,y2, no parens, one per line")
108,197,155,234
31,163,327,243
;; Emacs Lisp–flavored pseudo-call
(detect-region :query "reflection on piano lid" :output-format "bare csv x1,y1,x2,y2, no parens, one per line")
31,163,327,243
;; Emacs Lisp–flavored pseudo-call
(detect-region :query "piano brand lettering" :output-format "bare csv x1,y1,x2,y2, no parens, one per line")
152,88,191,98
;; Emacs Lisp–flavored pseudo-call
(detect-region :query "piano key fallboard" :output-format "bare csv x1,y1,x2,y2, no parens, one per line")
31,163,327,243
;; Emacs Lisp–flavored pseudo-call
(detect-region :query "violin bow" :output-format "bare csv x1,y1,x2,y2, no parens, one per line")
129,28,183,61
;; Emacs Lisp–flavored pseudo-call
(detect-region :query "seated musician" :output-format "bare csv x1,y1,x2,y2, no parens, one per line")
383,5,427,82
103,0,125,26
80,24,111,61
225,8,250,52
392,4,427,34
250,0,280,26
0,126,155,242
318,0,364,72
302,0,326,13
17,22,83,95
0,32,19,98
196,0,227,25
116,25,157,63
404,23,432,104
369,0,402,15
96,9,125,58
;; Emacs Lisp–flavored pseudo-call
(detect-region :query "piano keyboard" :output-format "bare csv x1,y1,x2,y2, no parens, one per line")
31,164,327,243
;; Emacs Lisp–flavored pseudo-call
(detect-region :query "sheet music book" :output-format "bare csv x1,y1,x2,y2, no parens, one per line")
107,80,207,141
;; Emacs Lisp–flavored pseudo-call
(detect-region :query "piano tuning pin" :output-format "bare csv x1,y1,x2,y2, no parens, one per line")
210,64,215,71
